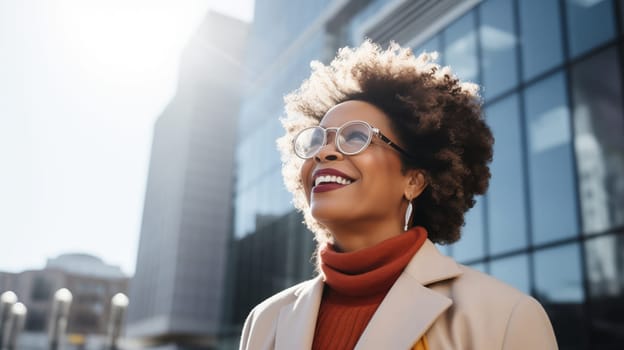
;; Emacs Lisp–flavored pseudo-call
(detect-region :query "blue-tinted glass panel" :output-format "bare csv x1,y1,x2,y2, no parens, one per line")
490,254,530,294
235,188,257,239
272,170,293,215
415,35,441,56
469,262,486,273
444,11,479,83
486,94,528,254
534,243,587,348
584,234,624,347
571,47,624,234
565,0,616,58
435,243,451,256
479,0,519,99
621,0,624,33
524,72,579,244
451,196,485,262
519,0,564,81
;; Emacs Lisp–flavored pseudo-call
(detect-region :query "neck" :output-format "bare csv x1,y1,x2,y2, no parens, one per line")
324,218,404,252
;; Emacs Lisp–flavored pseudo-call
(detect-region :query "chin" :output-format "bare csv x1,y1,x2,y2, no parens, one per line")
310,203,359,226
310,204,344,224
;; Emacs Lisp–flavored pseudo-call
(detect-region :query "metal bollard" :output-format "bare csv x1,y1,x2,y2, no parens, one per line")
48,288,72,350
0,291,18,348
106,293,129,350
1,302,27,350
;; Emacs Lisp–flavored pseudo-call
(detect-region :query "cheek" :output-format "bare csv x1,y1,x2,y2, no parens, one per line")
360,154,405,199
299,159,314,201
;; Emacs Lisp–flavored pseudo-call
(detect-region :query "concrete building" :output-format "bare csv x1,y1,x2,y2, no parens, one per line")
126,11,248,349
227,0,624,349
0,253,128,336
46,253,125,280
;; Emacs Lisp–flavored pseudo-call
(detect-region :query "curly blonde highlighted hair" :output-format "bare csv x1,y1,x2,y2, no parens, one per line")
277,41,493,246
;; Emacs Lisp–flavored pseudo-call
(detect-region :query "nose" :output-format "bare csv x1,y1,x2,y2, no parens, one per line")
314,132,343,163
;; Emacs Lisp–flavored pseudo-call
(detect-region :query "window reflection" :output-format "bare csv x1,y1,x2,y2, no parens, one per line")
451,196,485,262
486,94,528,254
585,234,624,346
524,72,579,244
414,35,440,57
444,11,479,83
534,243,587,348
490,255,530,294
585,235,624,298
518,0,564,81
571,47,624,234
479,0,519,99
565,0,616,58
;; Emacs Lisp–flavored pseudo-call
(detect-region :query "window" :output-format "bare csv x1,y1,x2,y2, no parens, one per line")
414,34,441,57
518,0,564,80
524,72,579,244
30,276,52,301
565,0,616,58
534,243,587,348
479,0,519,99
571,47,624,234
451,196,485,262
584,234,624,347
444,11,479,83
490,254,530,294
25,309,46,331
486,94,528,254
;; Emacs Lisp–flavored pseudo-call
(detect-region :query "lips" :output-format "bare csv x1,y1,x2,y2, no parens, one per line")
312,168,355,193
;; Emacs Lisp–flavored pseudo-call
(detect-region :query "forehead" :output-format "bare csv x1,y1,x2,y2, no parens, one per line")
320,100,393,132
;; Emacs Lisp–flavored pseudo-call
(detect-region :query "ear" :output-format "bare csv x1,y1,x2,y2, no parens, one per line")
404,169,427,200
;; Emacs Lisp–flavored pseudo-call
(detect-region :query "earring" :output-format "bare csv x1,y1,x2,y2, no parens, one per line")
404,200,413,231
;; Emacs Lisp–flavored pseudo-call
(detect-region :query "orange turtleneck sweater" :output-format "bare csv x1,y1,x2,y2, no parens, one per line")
311,226,428,350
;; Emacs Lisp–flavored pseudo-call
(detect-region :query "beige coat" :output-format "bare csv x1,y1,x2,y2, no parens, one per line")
240,239,558,350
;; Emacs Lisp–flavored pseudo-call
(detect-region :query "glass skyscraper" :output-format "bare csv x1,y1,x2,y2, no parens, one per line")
127,12,248,349
228,0,624,348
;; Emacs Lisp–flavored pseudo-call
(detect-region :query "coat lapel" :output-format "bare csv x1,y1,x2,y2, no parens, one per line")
355,239,463,350
274,275,324,350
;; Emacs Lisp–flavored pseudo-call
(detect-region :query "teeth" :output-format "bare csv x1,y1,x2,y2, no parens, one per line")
314,175,353,186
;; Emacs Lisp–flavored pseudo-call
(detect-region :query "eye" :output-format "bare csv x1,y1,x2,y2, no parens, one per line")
302,127,324,146
342,129,368,144
310,134,324,145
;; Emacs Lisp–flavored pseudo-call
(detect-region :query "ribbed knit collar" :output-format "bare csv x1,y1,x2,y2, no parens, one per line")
319,226,428,299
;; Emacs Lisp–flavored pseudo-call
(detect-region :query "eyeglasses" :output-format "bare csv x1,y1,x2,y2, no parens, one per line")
292,120,412,159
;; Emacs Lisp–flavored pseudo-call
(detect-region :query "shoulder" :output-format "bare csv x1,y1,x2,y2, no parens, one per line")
446,264,538,318
429,265,557,349
239,277,319,349
452,265,527,301
248,278,314,318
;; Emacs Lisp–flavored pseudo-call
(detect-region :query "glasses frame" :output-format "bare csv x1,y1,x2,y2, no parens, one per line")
293,120,413,159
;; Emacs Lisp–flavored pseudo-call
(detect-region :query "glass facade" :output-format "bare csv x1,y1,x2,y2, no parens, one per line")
229,0,624,348
524,72,579,245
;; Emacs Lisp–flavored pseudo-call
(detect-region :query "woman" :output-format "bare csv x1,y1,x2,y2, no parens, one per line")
240,41,558,350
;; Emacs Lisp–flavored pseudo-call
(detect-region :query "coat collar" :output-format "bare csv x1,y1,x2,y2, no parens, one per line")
274,239,462,350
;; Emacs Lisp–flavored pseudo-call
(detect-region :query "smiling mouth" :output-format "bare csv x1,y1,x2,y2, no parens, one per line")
314,175,353,187
312,175,354,193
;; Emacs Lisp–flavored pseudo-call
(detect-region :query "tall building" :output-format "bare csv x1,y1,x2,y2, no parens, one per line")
228,0,624,348
126,11,248,349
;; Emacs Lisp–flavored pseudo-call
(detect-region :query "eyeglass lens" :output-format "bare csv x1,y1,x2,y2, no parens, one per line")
294,122,372,158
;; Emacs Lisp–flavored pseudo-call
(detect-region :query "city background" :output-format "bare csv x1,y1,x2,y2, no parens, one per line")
1,0,623,349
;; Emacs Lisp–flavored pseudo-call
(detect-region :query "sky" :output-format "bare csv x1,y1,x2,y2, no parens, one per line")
0,0,254,276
